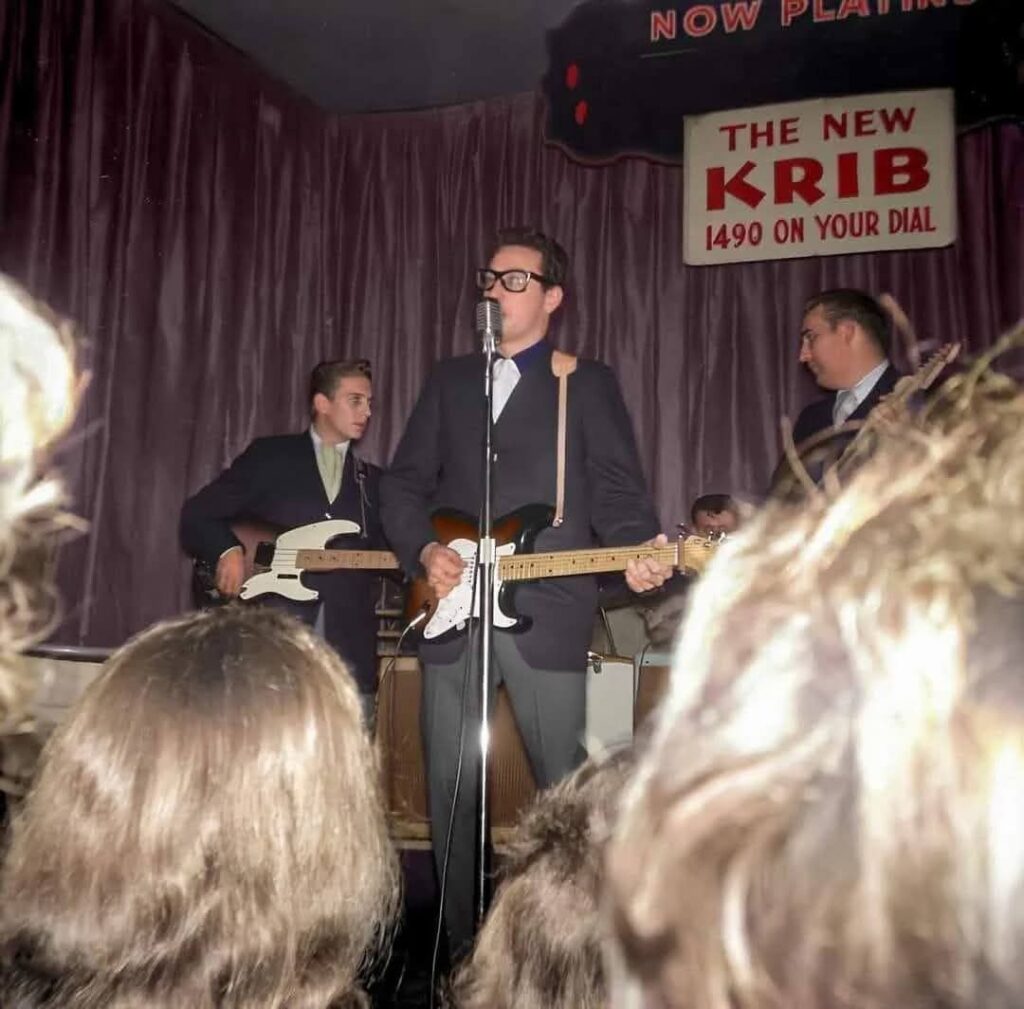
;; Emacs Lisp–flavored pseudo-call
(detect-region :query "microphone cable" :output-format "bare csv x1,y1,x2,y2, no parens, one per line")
428,540,482,1009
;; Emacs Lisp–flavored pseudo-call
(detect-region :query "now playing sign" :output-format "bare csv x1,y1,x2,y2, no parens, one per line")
682,89,956,266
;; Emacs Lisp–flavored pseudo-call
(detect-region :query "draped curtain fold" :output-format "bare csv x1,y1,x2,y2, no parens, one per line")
1,0,1021,646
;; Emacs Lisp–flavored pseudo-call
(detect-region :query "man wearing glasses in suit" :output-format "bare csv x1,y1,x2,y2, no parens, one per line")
381,227,671,959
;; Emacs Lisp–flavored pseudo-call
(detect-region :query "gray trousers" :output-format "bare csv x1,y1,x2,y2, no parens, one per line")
422,630,587,960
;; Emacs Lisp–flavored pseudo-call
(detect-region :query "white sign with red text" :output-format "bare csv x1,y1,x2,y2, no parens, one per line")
683,89,955,265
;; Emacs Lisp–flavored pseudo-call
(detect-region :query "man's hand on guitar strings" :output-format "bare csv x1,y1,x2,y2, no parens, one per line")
420,541,465,600
625,533,672,594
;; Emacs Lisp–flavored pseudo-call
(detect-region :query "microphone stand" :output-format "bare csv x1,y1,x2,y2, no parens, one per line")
473,301,500,930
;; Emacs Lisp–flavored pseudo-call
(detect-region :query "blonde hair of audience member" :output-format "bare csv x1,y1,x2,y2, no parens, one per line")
451,750,633,1009
0,606,401,1009
605,347,1024,1009
0,275,77,728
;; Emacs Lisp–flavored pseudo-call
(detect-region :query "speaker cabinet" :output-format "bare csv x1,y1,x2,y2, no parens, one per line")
633,651,673,731
375,657,537,847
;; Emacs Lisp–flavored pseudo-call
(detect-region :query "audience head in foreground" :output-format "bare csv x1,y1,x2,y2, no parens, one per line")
0,605,401,1009
451,750,633,1009
606,339,1024,1009
0,274,78,729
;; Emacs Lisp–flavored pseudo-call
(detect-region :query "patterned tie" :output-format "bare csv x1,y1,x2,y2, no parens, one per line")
492,356,520,421
833,389,857,427
317,442,342,502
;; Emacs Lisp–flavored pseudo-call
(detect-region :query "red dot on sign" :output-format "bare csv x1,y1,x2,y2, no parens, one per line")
574,100,588,126
565,63,580,90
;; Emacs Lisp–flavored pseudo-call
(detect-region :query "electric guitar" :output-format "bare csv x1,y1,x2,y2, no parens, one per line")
772,341,961,498
833,341,960,470
192,518,401,605
194,511,718,638
406,504,719,642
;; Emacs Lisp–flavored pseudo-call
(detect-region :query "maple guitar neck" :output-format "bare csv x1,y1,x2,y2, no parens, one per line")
497,538,713,582
293,548,401,572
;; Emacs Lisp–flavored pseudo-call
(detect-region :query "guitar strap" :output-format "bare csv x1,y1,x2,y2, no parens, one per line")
550,350,578,527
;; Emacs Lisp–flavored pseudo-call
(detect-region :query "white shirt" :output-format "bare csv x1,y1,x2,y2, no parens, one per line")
492,355,521,421
833,360,889,426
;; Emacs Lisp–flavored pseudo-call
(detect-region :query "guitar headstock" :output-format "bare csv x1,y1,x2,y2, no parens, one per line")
915,342,961,391
678,534,719,575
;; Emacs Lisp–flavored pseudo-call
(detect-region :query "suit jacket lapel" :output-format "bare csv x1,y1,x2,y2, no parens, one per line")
849,365,898,423
494,358,553,430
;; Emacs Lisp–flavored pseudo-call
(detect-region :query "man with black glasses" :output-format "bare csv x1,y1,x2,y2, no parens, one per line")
381,227,670,959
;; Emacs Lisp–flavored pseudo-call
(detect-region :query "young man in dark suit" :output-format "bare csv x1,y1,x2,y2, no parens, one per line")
380,227,671,958
179,359,384,714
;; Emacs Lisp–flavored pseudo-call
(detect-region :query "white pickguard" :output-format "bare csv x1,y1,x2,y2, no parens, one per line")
238,519,361,602
421,538,518,640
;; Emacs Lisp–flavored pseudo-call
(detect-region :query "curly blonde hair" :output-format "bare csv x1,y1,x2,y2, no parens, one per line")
0,274,78,730
0,606,401,1008
606,331,1024,1009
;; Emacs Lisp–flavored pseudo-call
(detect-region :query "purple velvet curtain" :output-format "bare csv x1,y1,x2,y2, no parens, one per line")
1,0,1022,647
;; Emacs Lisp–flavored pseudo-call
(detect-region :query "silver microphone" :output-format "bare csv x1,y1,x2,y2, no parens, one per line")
475,297,502,351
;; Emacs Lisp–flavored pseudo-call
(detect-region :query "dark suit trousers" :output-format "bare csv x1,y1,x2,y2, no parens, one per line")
421,631,587,960
254,595,376,727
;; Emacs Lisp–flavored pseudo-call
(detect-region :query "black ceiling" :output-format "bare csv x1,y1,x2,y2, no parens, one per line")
170,0,584,114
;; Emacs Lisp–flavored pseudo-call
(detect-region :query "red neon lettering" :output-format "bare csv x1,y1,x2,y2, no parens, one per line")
837,0,870,15
683,5,717,36
781,0,808,26
813,0,837,21
650,10,677,41
707,162,765,210
916,0,945,8
721,0,762,32
774,158,825,205
874,147,930,195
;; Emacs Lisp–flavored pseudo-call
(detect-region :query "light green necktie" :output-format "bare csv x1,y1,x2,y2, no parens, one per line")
833,389,857,427
317,442,342,502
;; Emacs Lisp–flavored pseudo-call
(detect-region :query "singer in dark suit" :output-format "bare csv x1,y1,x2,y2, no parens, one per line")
772,289,902,491
380,228,671,958
180,359,384,709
